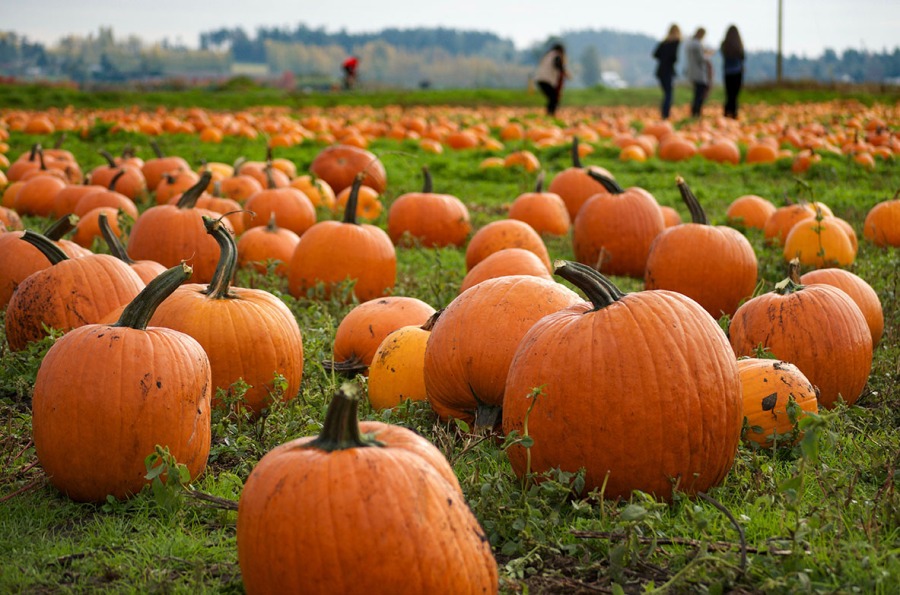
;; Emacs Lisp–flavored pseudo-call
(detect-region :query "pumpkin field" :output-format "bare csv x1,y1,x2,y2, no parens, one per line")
1,84,899,594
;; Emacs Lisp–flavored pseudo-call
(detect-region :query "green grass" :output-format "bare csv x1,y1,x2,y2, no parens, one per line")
1,92,899,593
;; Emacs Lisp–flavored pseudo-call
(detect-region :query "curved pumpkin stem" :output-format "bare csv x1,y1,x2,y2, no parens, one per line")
570,136,582,168
342,173,365,225
114,263,193,330
27,143,41,163
322,355,367,376
202,215,238,300
586,169,625,194
533,171,545,193
54,133,67,150
107,169,126,191
305,384,382,452
98,149,117,168
150,140,165,159
98,212,135,265
176,171,212,209
42,214,79,240
421,166,433,193
20,230,69,265
675,176,708,225
774,258,805,295
553,260,623,311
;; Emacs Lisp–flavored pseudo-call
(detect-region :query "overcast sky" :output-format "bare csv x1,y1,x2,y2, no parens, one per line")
4,0,898,57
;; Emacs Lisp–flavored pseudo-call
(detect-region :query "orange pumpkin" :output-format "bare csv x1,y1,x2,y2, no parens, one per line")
547,137,611,219
507,172,571,237
726,195,777,230
863,190,900,247
800,267,884,345
465,219,552,273
236,213,301,277
97,211,166,284
459,247,553,294
309,144,387,194
387,166,471,247
737,358,819,448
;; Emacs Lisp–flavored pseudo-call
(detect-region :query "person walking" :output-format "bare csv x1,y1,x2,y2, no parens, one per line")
342,56,359,90
534,42,569,117
652,24,681,120
685,28,713,118
720,25,745,118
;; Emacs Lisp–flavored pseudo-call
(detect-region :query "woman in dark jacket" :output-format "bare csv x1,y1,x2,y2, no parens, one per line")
653,24,681,120
720,25,745,118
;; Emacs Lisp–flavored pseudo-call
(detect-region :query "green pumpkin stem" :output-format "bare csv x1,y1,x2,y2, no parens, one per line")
98,212,135,264
676,176,708,225
202,215,238,300
553,260,623,311
20,230,69,265
176,171,212,209
421,166,433,193
42,214,78,240
774,258,805,295
342,173,365,224
586,169,625,194
306,384,382,452
114,263,192,330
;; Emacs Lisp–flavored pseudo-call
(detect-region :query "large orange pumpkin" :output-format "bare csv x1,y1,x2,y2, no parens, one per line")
308,144,387,194
237,386,498,595
800,267,884,346
148,217,304,414
287,175,396,303
32,264,211,502
503,261,742,500
644,177,758,318
729,261,873,409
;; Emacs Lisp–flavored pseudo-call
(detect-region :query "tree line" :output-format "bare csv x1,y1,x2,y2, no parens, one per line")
0,26,897,89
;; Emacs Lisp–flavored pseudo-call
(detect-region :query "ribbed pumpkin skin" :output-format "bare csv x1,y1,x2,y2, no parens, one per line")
737,358,819,448
308,144,387,194
573,188,665,277
800,268,884,345
32,324,211,502
644,224,758,318
459,248,552,294
465,219,552,272
783,216,855,267
287,221,396,303
387,192,471,247
127,205,232,284
548,166,610,219
149,285,304,414
729,285,873,409
503,290,742,500
0,232,90,308
236,225,300,277
237,421,498,595
6,254,144,351
332,296,435,369
243,187,316,237
425,276,581,423
508,191,571,237
726,195,776,230
863,199,900,247
368,325,430,410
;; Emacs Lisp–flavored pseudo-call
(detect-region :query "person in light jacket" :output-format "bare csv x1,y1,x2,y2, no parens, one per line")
653,24,681,120
684,27,713,117
534,43,569,117
720,25,745,118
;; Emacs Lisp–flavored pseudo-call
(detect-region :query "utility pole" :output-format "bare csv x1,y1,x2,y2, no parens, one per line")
777,0,784,83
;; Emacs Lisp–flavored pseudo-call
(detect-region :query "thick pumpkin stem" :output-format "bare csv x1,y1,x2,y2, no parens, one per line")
114,263,193,330
42,214,79,240
774,258,805,295
342,173,365,224
264,166,276,190
98,212,135,264
553,260,622,311
676,176,708,225
306,384,382,452
20,230,69,265
534,171,545,193
98,149,117,168
586,169,625,194
28,143,40,162
203,215,238,300
421,166,433,193
176,171,213,209
107,169,126,191
265,211,278,232
571,136,582,168
150,140,165,159
422,308,443,332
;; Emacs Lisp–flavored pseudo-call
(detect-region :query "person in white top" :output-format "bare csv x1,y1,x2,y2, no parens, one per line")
534,43,569,117
684,28,714,117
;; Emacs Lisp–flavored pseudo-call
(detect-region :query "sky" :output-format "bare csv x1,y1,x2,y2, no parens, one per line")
3,0,899,57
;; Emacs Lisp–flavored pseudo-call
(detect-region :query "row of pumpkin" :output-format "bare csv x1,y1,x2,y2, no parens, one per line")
0,135,892,594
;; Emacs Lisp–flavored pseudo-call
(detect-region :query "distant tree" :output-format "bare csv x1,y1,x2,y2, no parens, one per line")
579,45,601,86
